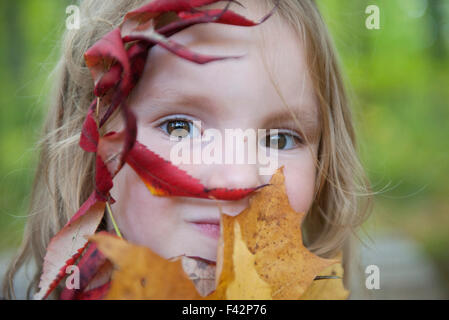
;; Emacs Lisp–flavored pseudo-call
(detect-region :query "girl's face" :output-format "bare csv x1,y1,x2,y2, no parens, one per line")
109,2,320,262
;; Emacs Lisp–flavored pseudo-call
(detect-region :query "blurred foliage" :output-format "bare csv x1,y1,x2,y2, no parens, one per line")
317,0,449,271
318,0,449,197
0,0,71,249
0,0,448,272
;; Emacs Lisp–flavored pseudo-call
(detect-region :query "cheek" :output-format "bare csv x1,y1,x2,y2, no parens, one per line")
109,164,177,247
281,152,317,215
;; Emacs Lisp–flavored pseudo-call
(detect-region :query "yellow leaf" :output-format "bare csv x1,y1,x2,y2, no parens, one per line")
232,167,339,299
299,262,349,300
224,222,272,299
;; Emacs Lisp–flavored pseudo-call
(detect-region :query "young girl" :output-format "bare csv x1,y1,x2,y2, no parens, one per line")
3,0,372,299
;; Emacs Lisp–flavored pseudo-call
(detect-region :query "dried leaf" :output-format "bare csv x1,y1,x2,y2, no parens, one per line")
90,233,202,300
34,191,106,300
59,241,110,300
181,257,216,296
231,167,339,299
73,282,111,300
84,28,131,98
208,168,346,300
79,101,100,153
299,258,349,300
177,5,274,27
210,221,272,299
122,0,228,34
123,24,242,64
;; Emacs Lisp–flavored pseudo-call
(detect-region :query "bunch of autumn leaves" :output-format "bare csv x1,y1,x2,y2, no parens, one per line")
34,0,348,300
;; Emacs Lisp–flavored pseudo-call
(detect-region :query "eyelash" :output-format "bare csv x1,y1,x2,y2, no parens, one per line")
157,115,202,140
156,115,304,150
261,130,303,150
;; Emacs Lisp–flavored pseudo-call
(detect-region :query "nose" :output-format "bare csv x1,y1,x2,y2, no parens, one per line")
205,160,263,189
202,163,262,216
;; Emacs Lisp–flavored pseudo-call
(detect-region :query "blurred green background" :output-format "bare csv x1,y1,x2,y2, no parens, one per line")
0,0,448,297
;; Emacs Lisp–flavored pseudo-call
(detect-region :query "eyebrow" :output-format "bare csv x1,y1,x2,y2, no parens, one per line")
136,86,218,115
264,107,321,143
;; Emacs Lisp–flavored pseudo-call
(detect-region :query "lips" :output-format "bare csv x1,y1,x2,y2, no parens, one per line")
190,218,220,239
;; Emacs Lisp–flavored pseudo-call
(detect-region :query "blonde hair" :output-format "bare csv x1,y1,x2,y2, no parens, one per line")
3,0,372,299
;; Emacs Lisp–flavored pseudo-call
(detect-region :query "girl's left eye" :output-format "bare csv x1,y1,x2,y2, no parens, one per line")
260,131,302,150
158,117,201,139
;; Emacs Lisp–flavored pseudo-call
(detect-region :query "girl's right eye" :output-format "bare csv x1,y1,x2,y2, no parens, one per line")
158,118,201,140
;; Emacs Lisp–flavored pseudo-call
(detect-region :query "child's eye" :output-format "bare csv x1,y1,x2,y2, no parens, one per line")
261,131,302,150
159,118,201,139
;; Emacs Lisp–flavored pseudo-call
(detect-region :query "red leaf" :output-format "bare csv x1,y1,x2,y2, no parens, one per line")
177,1,278,26
96,107,137,182
123,0,222,24
122,0,279,65
121,0,241,37
177,9,257,26
127,42,151,90
122,104,138,161
75,282,111,300
92,1,275,128
34,191,106,300
126,140,264,200
134,0,221,12
98,43,150,128
84,28,131,97
155,5,228,37
95,154,113,200
59,240,111,300
94,64,122,97
79,101,99,153
124,28,241,64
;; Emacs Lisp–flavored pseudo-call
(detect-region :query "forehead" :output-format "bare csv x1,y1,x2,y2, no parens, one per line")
131,1,318,125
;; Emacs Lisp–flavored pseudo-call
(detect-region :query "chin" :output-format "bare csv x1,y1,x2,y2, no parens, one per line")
178,230,219,262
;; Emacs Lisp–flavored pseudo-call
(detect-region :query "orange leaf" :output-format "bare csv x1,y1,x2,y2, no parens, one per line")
231,167,339,299
299,261,349,300
209,221,272,299
89,234,203,300
211,167,344,299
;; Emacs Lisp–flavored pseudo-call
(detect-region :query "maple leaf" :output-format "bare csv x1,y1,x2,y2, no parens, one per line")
84,28,132,99
90,233,203,300
120,0,242,38
79,101,100,153
181,257,216,296
34,191,106,300
299,260,349,300
208,221,272,299
87,168,348,300
226,167,339,299
126,140,266,200
59,241,111,300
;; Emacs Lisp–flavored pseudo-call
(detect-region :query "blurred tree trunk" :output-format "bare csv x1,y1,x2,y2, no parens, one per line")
427,0,446,59
4,0,25,81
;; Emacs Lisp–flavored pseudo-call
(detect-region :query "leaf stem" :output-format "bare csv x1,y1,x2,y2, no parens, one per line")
106,201,123,238
95,97,100,128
